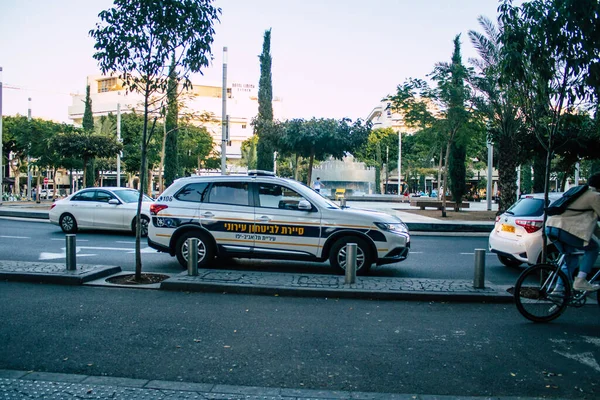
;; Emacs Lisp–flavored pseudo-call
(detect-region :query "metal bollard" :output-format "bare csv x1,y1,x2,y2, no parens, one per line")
473,248,486,288
340,198,346,208
66,234,77,271
345,243,357,284
187,238,199,276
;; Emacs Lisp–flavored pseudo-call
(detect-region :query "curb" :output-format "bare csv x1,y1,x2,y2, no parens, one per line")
160,279,513,303
0,262,122,285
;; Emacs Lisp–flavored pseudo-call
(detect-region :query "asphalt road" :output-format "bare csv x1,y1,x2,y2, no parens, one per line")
0,281,598,398
0,217,523,285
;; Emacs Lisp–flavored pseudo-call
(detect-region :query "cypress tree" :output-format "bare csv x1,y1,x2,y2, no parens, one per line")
256,29,274,171
83,85,96,187
164,54,179,187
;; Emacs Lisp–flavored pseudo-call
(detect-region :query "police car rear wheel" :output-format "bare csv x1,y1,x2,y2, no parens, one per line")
176,231,215,269
329,237,372,275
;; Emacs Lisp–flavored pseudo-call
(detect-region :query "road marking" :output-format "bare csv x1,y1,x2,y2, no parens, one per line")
116,241,136,244
460,252,494,256
51,238,89,242
38,245,157,260
0,235,30,239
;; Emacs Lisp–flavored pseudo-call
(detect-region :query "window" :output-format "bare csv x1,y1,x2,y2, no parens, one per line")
98,78,118,93
72,190,96,202
175,182,210,203
258,183,304,210
208,182,249,206
96,190,114,203
242,124,247,129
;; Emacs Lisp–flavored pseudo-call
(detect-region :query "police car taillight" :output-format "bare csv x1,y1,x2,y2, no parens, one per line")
150,204,168,215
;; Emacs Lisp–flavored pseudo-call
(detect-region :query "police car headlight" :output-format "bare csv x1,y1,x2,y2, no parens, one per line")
374,222,408,234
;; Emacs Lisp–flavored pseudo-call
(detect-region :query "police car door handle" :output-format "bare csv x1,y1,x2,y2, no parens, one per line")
201,212,214,218
257,216,271,222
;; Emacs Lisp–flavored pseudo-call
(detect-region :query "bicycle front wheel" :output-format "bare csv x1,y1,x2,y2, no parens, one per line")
514,263,571,323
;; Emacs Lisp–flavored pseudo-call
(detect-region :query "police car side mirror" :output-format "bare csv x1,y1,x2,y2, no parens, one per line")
298,200,312,211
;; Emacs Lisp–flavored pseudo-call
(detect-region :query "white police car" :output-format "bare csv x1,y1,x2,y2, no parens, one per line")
148,171,410,275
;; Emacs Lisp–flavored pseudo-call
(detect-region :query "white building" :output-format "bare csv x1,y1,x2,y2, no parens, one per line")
68,75,284,161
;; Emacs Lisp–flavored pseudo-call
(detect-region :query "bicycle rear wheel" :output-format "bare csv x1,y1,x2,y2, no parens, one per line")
514,263,571,323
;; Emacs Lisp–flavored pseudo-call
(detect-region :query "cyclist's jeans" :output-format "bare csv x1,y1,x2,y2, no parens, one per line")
545,227,599,277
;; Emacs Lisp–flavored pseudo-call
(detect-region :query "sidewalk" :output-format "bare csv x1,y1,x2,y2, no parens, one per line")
0,369,543,400
0,260,513,303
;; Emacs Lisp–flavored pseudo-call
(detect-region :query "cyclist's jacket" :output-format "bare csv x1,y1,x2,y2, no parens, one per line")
546,187,600,245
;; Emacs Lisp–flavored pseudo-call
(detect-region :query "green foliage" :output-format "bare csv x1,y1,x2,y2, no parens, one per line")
448,141,467,208
82,85,94,132
499,0,600,202
164,54,179,187
178,123,215,174
256,28,274,171
241,135,258,170
90,0,220,275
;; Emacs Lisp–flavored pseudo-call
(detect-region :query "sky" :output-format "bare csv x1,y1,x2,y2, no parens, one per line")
0,0,505,124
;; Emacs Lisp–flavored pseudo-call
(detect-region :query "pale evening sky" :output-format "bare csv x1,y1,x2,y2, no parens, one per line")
0,0,505,124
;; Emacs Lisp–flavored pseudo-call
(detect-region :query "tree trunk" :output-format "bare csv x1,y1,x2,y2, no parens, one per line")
441,141,451,217
135,87,151,280
307,149,315,186
159,120,167,193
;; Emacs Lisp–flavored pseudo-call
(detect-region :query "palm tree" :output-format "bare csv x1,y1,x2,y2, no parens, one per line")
468,16,526,212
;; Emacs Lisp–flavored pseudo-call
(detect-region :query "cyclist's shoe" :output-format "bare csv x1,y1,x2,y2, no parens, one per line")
573,277,600,292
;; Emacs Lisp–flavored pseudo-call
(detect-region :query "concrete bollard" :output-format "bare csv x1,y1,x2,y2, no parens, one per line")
473,248,486,288
345,243,357,284
187,237,199,276
66,234,76,271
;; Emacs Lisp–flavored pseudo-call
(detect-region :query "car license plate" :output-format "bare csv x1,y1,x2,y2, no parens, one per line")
501,224,515,233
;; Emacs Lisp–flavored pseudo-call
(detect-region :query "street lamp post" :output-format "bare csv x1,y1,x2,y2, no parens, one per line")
27,97,32,200
0,67,3,204
486,140,494,211
117,102,121,187
221,46,228,175
397,131,402,196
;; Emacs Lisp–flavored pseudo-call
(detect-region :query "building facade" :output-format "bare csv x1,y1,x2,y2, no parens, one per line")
68,75,284,162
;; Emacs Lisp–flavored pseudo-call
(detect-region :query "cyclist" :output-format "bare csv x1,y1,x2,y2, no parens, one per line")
545,173,600,292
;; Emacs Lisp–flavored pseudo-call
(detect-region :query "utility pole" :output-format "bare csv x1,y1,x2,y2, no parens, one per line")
397,131,402,196
487,140,494,211
221,46,228,175
117,102,121,187
0,67,3,204
27,97,32,200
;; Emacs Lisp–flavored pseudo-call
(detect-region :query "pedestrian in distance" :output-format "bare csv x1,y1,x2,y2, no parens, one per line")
545,173,600,292
313,177,325,193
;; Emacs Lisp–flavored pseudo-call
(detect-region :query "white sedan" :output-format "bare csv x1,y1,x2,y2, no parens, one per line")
49,187,154,236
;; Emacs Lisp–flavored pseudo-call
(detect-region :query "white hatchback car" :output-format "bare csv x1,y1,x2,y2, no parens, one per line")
49,187,154,236
148,172,410,274
489,192,563,267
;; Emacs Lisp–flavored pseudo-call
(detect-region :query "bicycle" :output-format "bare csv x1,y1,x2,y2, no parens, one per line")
513,250,600,322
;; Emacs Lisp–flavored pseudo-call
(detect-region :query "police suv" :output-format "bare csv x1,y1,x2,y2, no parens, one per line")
148,171,410,275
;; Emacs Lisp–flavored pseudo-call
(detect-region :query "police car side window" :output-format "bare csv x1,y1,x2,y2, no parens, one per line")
207,182,249,206
258,183,303,210
174,182,209,203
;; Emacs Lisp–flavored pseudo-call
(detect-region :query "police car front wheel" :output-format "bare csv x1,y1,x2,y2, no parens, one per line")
175,231,215,269
329,237,373,275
